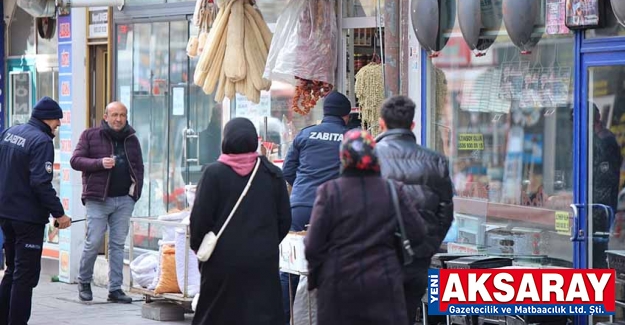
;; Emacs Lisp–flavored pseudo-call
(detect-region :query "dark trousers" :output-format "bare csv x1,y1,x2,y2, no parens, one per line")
281,206,312,325
404,259,430,325
0,219,45,325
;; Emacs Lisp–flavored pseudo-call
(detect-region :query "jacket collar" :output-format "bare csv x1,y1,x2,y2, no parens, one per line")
321,115,346,126
376,128,416,142
27,117,54,138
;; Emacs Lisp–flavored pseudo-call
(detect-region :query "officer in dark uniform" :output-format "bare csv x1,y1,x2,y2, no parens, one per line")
280,91,351,324
0,97,71,325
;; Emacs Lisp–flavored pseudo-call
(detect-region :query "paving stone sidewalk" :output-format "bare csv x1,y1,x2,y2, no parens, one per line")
1,272,193,325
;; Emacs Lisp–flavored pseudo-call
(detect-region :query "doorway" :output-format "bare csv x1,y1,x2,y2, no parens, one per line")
89,44,109,128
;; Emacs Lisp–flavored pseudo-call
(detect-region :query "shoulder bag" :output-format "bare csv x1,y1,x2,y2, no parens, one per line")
386,179,415,266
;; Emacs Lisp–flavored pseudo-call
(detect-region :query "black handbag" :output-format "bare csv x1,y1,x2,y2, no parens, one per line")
387,180,415,266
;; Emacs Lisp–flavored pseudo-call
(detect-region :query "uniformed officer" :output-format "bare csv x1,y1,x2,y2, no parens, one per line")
280,90,351,324
0,97,71,325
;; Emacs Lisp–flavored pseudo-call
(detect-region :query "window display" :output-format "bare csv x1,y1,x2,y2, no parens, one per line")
427,23,576,266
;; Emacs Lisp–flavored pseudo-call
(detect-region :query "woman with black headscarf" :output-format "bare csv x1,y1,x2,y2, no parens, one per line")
305,129,426,325
190,118,292,325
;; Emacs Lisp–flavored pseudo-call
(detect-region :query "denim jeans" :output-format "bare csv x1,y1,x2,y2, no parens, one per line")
78,196,135,291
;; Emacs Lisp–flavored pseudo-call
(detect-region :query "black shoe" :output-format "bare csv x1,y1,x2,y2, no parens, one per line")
78,283,93,302
108,289,132,303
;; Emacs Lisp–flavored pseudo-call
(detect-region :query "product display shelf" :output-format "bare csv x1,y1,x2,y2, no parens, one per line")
454,197,559,227
128,218,194,308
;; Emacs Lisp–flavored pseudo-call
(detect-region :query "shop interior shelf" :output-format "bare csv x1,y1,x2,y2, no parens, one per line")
454,197,559,228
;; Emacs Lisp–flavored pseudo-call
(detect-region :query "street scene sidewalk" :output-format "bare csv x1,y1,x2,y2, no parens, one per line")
1,271,193,325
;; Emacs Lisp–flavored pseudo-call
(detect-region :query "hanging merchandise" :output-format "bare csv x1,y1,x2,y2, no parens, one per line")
410,0,456,56
188,0,218,58
458,0,502,56
264,0,338,115
355,56,384,137
502,0,543,54
193,0,273,104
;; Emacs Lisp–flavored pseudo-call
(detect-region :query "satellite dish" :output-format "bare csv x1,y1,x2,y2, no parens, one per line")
411,0,456,56
502,0,543,54
458,0,502,55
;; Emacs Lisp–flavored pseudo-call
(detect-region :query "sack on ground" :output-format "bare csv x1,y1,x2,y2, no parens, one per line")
175,227,200,296
130,252,158,288
154,244,182,294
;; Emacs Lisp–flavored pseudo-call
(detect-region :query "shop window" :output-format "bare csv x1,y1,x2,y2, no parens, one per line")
426,15,575,266
36,24,58,55
9,6,35,56
343,0,386,18
585,0,625,38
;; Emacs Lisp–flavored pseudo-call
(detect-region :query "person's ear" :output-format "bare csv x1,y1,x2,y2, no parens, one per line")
410,121,415,131
378,118,387,132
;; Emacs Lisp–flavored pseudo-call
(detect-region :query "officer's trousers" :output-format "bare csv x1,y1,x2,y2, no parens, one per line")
0,218,45,325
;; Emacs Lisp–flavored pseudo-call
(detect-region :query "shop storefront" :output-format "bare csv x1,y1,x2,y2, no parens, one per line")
111,0,397,252
415,0,625,322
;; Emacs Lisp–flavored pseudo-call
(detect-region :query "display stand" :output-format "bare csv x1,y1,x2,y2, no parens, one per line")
128,218,194,309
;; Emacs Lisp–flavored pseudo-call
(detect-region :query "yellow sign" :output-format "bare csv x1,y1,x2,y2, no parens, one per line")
555,211,570,235
458,134,484,150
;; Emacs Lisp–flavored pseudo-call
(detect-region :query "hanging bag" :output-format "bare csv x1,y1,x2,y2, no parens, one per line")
386,180,415,266
196,158,261,262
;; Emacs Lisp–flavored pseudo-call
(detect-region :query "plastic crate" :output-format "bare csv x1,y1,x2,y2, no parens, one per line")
445,256,513,269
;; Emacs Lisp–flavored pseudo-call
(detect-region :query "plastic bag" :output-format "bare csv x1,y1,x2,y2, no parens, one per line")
263,0,338,86
154,244,182,294
293,276,317,325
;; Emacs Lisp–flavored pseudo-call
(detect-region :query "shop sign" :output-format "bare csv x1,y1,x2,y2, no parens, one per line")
88,7,109,39
565,0,602,29
458,133,485,151
555,211,571,235
10,72,31,116
546,0,570,35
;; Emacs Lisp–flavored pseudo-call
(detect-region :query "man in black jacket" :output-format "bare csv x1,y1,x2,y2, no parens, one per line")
375,95,454,324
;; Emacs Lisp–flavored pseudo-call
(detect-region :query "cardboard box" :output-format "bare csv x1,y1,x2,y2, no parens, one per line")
279,232,308,274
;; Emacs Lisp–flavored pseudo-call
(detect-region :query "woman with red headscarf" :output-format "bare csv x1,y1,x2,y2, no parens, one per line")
305,129,426,325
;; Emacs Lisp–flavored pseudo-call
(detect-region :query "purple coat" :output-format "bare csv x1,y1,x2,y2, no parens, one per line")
70,122,144,203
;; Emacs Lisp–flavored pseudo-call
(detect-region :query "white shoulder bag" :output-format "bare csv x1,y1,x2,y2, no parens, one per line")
196,158,261,262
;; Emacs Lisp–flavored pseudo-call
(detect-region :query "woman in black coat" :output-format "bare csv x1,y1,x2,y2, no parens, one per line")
190,118,292,325
305,129,426,325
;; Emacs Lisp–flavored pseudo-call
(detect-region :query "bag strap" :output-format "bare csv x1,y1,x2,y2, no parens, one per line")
386,180,415,262
215,158,261,239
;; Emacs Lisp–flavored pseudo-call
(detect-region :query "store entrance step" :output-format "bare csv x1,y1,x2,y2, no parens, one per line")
141,301,185,321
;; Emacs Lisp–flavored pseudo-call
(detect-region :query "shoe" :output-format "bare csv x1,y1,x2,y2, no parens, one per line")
108,289,132,303
78,283,93,302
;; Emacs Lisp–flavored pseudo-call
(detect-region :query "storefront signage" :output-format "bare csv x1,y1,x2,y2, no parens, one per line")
546,0,570,35
555,211,571,235
458,133,485,150
88,7,109,39
10,72,31,116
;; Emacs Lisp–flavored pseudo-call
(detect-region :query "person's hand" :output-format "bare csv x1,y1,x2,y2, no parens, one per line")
55,215,72,229
102,157,116,169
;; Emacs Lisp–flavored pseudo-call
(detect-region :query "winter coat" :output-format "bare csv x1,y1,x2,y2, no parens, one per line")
70,121,144,203
0,118,65,224
305,170,426,325
375,129,454,262
189,157,291,325
282,116,348,207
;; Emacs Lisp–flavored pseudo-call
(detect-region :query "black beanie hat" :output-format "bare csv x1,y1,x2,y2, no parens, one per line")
323,91,352,117
32,97,63,120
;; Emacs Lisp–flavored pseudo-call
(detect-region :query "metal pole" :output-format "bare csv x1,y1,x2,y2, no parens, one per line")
384,0,400,97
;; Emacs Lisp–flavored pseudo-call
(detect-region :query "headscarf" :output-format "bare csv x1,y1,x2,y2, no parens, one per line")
218,118,259,176
340,129,380,172
221,118,258,154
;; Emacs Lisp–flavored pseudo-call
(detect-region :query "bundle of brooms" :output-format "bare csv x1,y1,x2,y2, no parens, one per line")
193,0,272,104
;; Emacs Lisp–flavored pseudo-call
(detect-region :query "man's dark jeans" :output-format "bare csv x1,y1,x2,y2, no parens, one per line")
404,259,431,325
0,219,45,325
